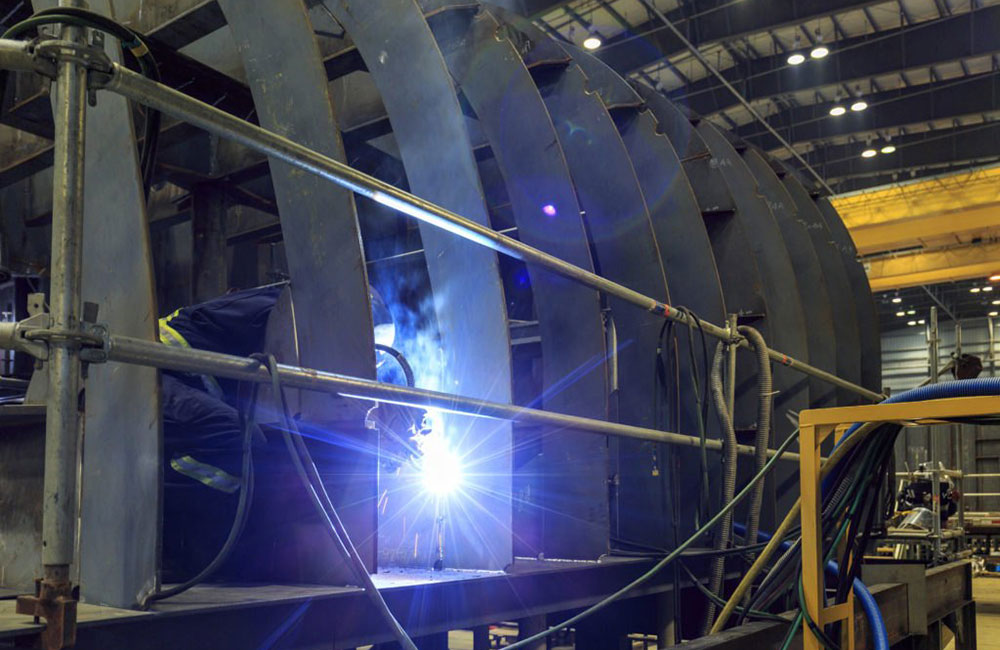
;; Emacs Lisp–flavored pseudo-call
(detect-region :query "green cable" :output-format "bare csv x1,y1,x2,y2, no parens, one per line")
678,561,790,623
503,428,801,650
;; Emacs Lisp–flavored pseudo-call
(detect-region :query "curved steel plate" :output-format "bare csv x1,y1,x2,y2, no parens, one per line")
743,149,837,409
489,8,674,549
324,0,513,571
632,84,735,217
35,0,162,608
697,123,811,525
559,46,728,542
427,5,610,560
779,170,863,406
815,197,882,396
218,0,377,581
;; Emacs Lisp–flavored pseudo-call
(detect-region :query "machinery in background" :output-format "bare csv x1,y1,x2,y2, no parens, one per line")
879,464,967,564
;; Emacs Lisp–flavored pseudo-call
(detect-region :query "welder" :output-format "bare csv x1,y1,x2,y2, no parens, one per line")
158,284,427,580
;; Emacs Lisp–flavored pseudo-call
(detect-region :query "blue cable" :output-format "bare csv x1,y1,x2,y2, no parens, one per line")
734,524,888,650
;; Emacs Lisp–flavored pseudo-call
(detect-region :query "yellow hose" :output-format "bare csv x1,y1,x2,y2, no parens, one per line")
708,422,879,633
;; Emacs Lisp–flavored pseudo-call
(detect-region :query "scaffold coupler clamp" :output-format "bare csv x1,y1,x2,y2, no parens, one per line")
15,568,79,650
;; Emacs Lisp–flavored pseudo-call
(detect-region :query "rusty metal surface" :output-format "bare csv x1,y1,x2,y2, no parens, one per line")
427,5,610,560
216,0,377,581
322,0,513,571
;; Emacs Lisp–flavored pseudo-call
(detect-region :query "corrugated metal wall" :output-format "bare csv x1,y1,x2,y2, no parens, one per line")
882,318,1000,511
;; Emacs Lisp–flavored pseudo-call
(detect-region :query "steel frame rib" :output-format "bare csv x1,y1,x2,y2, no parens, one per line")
80,57,882,402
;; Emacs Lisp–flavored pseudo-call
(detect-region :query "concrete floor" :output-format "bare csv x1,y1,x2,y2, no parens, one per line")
976,577,1000,650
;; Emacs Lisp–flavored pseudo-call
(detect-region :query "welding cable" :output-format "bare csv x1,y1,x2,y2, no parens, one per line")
140,375,262,609
374,343,415,387
263,355,419,650
500,425,801,650
677,561,791,623
736,325,771,567
709,422,880,633
2,8,162,197
677,306,712,530
700,341,738,633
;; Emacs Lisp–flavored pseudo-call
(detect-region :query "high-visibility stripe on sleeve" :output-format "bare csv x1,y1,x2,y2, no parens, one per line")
169,455,241,494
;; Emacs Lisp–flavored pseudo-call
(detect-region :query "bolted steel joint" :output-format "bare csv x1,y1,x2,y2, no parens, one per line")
31,37,111,80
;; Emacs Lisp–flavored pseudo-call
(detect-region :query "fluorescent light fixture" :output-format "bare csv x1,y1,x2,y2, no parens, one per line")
851,100,868,112
810,46,830,59
907,320,917,326
829,105,846,116
895,311,906,317
985,286,994,292
971,287,982,293
993,300,1000,305
891,297,902,303
907,310,916,315
991,311,1000,317
918,319,926,325
990,274,1000,282
861,148,877,158
880,145,896,154
787,53,806,65
583,36,602,50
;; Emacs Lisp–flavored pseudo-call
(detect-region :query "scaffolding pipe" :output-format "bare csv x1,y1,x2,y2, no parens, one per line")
94,61,885,403
40,13,87,578
99,332,801,462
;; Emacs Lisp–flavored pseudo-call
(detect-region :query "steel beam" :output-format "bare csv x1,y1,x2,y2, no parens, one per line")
849,203,1000,255
745,72,1000,153
215,0,378,582
867,240,1000,291
680,6,1000,119
798,122,1000,187
95,52,884,402
557,42,729,544
596,0,886,77
321,0,514,571
424,3,610,561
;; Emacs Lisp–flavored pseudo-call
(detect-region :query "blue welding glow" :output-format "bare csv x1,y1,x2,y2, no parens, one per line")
415,415,463,496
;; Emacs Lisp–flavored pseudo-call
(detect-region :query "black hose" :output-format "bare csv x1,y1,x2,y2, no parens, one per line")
263,355,418,650
140,373,261,609
375,343,415,387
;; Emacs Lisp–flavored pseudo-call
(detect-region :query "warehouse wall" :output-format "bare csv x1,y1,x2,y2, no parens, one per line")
883,317,1000,511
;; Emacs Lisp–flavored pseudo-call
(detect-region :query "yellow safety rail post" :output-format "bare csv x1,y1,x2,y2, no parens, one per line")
799,395,1000,650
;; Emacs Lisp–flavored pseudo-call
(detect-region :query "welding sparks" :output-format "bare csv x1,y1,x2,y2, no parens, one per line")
415,427,463,496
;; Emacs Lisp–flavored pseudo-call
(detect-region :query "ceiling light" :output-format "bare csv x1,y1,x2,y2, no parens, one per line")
971,287,981,293
985,286,994,292
583,35,602,50
993,299,1000,305
861,148,877,158
990,274,1000,282
880,145,896,154
991,311,1000,317
787,52,806,65
918,319,926,325
810,45,829,59
907,320,917,326
907,310,916,315
895,311,906,317
891,297,902,303
851,100,868,112
829,105,846,116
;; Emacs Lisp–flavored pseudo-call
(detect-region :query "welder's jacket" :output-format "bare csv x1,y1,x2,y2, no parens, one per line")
159,285,282,492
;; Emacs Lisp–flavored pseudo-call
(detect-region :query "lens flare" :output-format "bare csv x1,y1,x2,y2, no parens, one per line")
416,430,463,496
